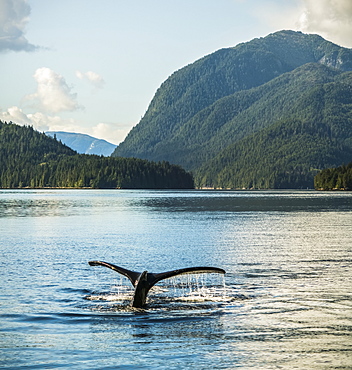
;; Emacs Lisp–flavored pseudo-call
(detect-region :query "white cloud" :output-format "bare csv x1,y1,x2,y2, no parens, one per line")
76,70,105,89
0,0,38,52
27,112,76,132
0,105,30,124
0,106,124,144
255,0,352,48
91,122,126,145
298,0,352,47
25,67,81,113
0,106,74,132
91,122,111,139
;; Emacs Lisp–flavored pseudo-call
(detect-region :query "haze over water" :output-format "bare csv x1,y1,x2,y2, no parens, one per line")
1,189,351,369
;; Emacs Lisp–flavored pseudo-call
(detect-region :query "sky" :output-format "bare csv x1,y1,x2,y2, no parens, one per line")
1,0,352,145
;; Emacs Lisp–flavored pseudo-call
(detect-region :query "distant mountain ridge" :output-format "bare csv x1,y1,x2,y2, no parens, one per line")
0,121,193,189
46,131,116,156
112,30,352,188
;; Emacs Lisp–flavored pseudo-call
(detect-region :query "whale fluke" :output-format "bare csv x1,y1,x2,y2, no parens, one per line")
88,260,225,308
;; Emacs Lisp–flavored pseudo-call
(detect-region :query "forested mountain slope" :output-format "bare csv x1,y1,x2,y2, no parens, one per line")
196,68,352,188
112,30,352,188
315,162,352,190
0,121,193,189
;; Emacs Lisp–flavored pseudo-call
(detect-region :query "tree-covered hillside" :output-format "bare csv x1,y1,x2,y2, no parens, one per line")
139,63,344,171
196,69,352,188
314,162,352,190
0,121,194,189
112,30,352,189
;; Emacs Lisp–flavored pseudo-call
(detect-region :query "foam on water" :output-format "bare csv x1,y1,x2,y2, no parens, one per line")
85,273,231,311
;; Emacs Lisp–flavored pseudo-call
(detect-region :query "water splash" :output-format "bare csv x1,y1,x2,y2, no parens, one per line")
86,273,230,310
159,273,227,302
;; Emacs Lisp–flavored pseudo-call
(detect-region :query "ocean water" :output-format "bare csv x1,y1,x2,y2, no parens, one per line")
0,189,351,369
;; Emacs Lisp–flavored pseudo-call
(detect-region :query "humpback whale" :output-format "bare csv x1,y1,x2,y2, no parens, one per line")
88,261,225,308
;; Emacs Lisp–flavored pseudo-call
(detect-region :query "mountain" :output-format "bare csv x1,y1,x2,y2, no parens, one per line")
0,121,194,189
195,65,352,188
46,131,116,156
112,30,352,188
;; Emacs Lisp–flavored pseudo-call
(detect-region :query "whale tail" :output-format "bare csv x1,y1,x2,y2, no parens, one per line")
88,260,225,308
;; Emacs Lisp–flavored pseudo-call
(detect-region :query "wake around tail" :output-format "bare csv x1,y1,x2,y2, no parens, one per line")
88,260,225,308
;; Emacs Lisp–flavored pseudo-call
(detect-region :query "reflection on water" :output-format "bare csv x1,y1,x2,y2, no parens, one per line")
1,189,351,217
0,189,351,369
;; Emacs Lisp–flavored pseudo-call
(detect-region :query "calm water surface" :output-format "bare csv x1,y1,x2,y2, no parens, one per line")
0,189,351,369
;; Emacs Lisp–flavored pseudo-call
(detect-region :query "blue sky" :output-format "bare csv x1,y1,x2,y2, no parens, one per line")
1,0,351,144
